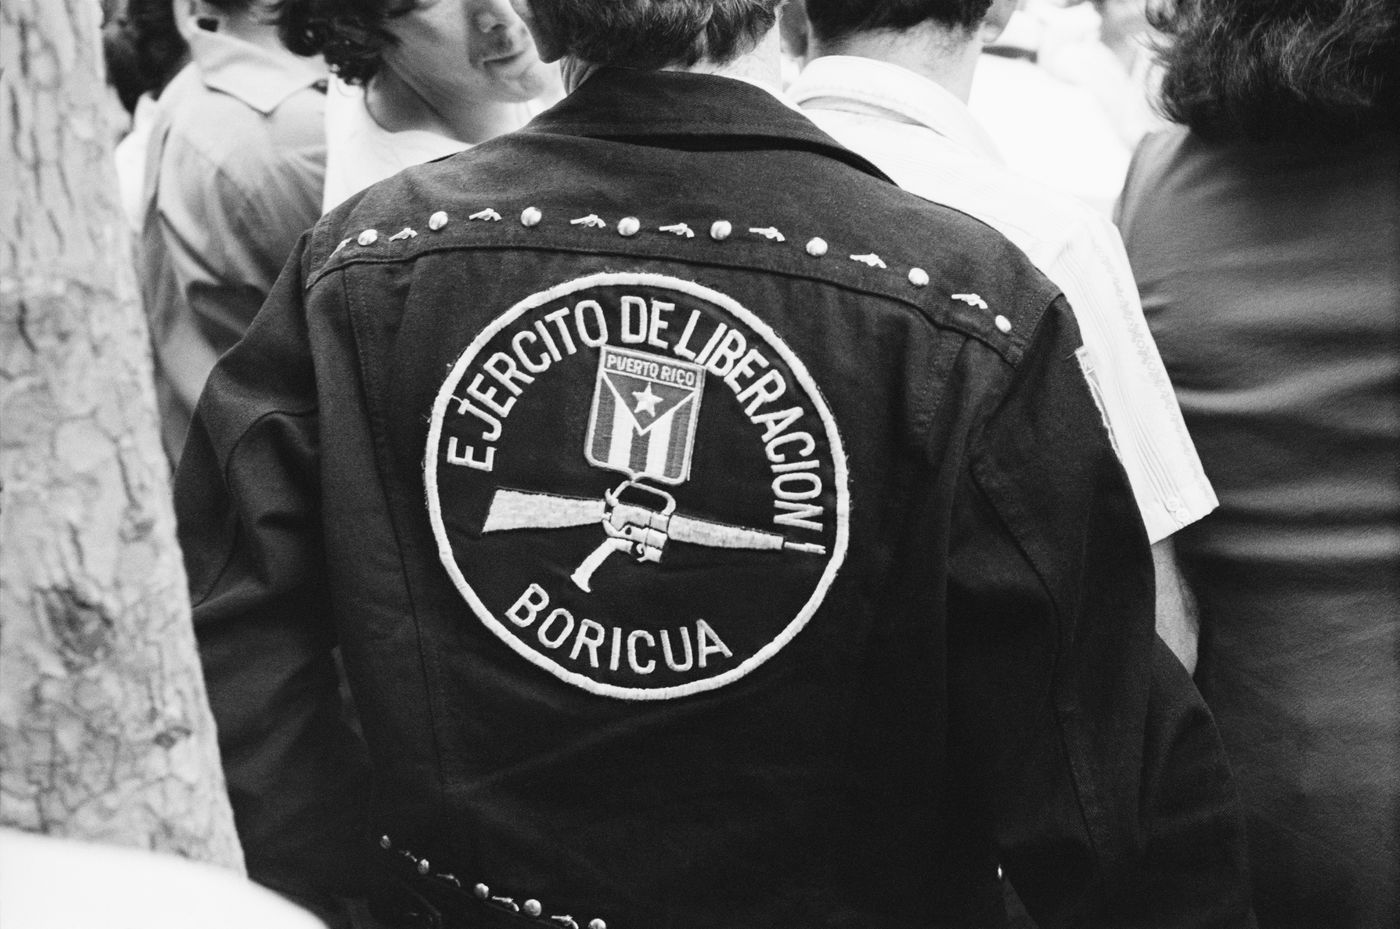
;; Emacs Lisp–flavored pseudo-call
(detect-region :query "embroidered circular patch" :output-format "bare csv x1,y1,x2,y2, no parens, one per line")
425,272,848,700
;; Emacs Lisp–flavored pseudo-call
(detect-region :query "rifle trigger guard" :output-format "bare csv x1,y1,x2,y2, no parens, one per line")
602,480,675,563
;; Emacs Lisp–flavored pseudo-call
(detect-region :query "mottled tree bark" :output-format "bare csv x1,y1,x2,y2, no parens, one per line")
0,0,243,869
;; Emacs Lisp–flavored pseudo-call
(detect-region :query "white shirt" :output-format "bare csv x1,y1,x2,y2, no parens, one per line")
968,54,1130,216
790,55,1216,543
322,77,476,213
115,93,164,236
322,78,553,213
0,829,322,929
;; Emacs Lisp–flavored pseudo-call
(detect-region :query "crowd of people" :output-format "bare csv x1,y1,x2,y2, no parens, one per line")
94,1,1398,927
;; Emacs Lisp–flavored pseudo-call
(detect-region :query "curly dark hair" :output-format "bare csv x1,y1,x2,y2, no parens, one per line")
803,0,995,44
276,0,419,85
104,0,190,109
1152,0,1400,141
527,0,783,69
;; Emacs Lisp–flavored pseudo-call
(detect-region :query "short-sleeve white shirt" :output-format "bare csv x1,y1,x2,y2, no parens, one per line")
322,77,473,214
790,55,1216,542
321,78,548,214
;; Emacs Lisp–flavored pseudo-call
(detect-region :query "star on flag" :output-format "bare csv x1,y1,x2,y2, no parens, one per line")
632,383,662,416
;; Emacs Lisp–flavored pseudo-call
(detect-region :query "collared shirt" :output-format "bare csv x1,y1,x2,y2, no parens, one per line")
790,55,1216,543
138,27,326,463
177,68,1250,929
968,54,1131,215
319,76,562,214
321,77,469,214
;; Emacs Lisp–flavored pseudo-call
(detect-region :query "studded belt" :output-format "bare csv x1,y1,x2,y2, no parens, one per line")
372,836,610,929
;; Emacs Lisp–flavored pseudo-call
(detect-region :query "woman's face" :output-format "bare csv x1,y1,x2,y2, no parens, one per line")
382,0,555,104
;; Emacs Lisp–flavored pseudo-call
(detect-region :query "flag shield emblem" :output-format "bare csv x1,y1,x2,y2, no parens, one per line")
585,345,705,484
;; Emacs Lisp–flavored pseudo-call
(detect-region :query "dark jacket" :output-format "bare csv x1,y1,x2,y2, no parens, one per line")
177,70,1253,929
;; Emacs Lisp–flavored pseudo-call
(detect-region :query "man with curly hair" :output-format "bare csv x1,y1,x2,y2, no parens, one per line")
1117,1,1400,925
178,1,1252,926
278,0,560,210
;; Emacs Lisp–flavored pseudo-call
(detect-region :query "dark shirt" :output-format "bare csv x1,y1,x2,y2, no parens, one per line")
179,70,1252,929
1117,126,1400,928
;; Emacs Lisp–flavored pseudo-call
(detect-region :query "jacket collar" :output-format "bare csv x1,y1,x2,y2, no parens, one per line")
789,55,1005,166
524,68,893,183
187,27,326,116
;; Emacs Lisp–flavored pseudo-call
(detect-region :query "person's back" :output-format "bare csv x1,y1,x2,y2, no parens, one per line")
968,51,1129,215
1116,2,1400,924
791,0,1218,669
139,0,326,464
176,2,1252,926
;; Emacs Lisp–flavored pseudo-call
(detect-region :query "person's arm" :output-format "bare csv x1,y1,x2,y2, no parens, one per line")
175,234,368,923
158,102,325,357
1046,213,1217,546
1152,537,1199,673
1044,215,1212,670
946,296,1251,927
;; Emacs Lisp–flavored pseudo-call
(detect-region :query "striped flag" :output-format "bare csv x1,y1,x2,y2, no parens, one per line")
586,346,705,484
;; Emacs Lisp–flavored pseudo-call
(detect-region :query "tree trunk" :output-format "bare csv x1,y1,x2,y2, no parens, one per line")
0,0,243,870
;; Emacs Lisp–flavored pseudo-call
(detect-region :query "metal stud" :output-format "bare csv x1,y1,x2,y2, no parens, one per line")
416,858,431,875
473,883,490,900
357,229,378,246
908,267,929,287
523,899,543,917
588,920,607,929
994,315,1013,333
520,207,543,227
428,211,448,231
710,220,732,241
617,216,641,237
805,237,828,257
379,835,392,849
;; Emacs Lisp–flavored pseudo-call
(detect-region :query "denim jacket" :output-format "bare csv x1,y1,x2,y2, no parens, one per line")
177,70,1252,929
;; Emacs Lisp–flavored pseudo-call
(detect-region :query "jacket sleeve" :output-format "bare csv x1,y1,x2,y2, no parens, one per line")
174,234,369,920
945,296,1254,928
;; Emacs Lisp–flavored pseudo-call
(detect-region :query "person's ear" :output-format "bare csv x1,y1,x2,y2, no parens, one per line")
979,0,1022,45
507,0,566,62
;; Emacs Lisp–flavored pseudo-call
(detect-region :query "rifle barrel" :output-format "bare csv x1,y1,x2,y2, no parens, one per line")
482,489,605,533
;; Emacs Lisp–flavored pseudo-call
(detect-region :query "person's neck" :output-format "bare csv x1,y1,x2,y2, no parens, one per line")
676,27,784,96
365,68,523,143
808,23,981,103
561,27,785,98
204,6,284,54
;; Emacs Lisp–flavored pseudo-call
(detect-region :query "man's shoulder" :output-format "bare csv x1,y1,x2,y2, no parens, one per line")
307,127,1062,357
1118,126,1194,224
815,108,1109,268
160,80,324,188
